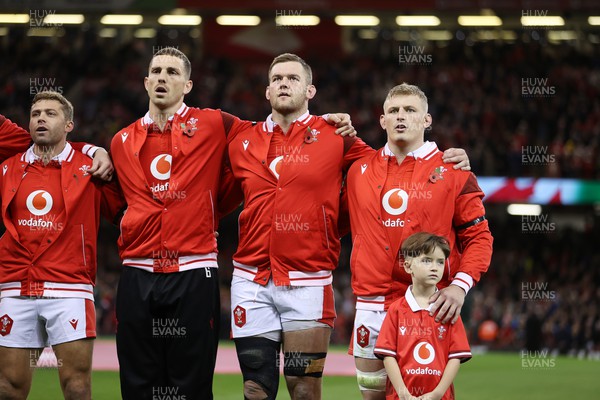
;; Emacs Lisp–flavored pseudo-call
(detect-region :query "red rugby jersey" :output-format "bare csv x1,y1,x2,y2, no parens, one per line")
374,287,471,400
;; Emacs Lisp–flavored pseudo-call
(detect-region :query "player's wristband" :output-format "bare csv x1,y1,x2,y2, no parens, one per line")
451,272,474,295
82,144,101,158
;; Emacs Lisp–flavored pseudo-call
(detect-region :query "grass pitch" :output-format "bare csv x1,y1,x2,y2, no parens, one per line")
28,352,599,399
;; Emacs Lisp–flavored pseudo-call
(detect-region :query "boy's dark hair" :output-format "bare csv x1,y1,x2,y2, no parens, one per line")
401,232,450,259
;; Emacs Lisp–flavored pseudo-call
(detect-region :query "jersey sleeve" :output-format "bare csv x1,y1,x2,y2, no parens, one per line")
221,111,253,142
217,161,243,218
0,115,31,163
342,136,375,171
98,178,127,225
451,173,494,293
374,302,400,359
448,317,471,363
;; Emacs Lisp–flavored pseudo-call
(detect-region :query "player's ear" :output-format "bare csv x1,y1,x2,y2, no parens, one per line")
306,84,316,100
424,113,432,129
64,120,74,134
403,259,412,274
183,80,193,95
379,114,386,130
265,86,271,101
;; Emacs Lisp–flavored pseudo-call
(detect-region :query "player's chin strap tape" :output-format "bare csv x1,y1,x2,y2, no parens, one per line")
283,352,327,378
235,337,281,400
356,368,387,392
455,215,486,231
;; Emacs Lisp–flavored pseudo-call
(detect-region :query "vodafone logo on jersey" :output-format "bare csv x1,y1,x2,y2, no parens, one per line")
269,156,283,179
381,188,408,227
413,341,435,365
150,154,172,181
405,341,442,377
26,190,53,216
382,188,408,215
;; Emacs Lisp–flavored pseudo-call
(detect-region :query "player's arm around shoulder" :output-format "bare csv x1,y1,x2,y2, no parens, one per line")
0,114,31,162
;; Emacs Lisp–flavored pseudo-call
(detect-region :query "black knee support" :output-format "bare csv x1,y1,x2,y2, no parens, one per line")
283,352,327,378
235,337,281,400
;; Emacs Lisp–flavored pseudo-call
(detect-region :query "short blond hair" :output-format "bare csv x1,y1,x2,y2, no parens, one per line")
32,91,74,121
384,83,428,112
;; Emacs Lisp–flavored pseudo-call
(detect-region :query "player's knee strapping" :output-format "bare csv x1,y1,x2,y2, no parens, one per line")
235,337,281,399
283,352,327,378
356,368,387,392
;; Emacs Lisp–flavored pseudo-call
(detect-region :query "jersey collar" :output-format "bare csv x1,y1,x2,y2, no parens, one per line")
141,103,190,127
262,110,313,133
23,142,74,164
381,141,439,160
405,285,439,312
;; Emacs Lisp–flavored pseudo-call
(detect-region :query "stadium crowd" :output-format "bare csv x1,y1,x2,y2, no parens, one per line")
0,28,599,356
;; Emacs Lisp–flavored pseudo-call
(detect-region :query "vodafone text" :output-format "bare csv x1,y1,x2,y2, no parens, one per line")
404,367,442,376
18,215,63,231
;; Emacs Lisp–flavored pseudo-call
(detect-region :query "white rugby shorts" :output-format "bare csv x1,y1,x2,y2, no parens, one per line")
0,297,95,348
230,276,335,340
349,309,387,359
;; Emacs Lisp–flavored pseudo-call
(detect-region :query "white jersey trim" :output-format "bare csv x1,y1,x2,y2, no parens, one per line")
0,281,94,300
232,261,258,280
356,295,386,311
374,347,396,357
123,253,218,273
288,270,332,286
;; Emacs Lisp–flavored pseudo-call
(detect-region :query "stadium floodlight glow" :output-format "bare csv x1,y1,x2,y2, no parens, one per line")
100,15,143,25
216,15,261,26
27,28,64,37
589,16,600,26
507,204,542,216
548,30,578,41
334,15,380,26
358,29,378,39
396,15,440,27
521,16,564,26
0,14,29,23
134,28,156,39
275,15,320,26
457,15,502,26
422,30,453,41
158,15,201,26
99,28,117,38
43,14,84,25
